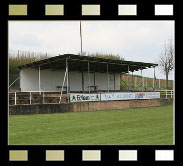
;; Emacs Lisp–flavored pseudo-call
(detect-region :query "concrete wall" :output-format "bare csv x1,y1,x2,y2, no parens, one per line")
20,68,39,91
9,98,173,115
20,68,120,92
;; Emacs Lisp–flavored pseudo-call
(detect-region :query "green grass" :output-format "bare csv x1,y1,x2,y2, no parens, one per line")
9,104,173,145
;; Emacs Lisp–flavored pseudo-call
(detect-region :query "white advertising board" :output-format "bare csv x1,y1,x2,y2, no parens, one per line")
136,92,147,99
101,92,136,101
136,92,160,99
70,93,100,102
146,92,160,99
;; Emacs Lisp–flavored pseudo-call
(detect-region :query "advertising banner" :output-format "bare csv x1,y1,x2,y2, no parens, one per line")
70,93,100,102
101,92,136,101
136,92,160,99
146,92,160,99
70,92,160,102
136,92,147,99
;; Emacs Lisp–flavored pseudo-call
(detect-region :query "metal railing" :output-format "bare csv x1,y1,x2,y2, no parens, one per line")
9,91,68,105
9,90,174,106
157,90,174,99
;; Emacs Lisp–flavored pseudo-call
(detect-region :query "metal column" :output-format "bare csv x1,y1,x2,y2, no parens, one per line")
114,72,115,91
80,21,83,55
88,61,90,93
107,63,109,92
132,71,134,89
94,71,96,89
66,58,69,103
141,68,143,91
128,65,130,90
38,65,40,92
82,70,84,92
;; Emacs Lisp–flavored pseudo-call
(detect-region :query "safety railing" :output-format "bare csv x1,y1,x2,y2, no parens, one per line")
9,90,174,106
9,91,68,105
158,90,174,99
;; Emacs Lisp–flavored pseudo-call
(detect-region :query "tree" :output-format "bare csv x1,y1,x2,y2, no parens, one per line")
158,39,174,89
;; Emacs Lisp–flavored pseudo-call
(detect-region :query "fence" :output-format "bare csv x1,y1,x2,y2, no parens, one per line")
9,92,68,105
121,75,174,90
9,90,173,106
158,90,174,99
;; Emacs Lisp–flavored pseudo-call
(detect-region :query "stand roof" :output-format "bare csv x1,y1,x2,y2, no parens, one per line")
18,54,158,73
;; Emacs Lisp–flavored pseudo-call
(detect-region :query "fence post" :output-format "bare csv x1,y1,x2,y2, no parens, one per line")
166,90,167,99
30,92,32,104
171,90,173,98
15,92,16,105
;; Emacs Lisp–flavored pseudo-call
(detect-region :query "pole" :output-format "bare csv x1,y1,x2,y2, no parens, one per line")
30,92,31,105
15,92,16,105
38,65,40,92
114,72,115,91
141,68,143,91
80,21,83,56
66,59,69,103
132,71,134,89
159,79,160,89
82,71,84,92
9,76,20,88
107,63,109,92
128,65,129,90
88,61,90,93
59,59,67,103
94,71,96,91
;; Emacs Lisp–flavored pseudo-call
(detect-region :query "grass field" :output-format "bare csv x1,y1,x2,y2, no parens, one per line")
9,104,173,145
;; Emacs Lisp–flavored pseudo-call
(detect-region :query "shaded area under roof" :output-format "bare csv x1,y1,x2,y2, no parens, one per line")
18,54,158,73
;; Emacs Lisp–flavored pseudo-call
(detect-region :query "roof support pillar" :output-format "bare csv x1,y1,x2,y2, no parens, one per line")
128,65,130,91
88,61,90,93
80,21,83,55
107,63,109,92
132,71,134,89
38,65,40,92
82,70,84,92
114,72,115,91
66,58,69,102
141,68,143,92
59,61,67,104
94,71,96,87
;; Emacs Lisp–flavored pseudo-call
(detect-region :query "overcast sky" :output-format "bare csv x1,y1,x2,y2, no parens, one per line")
9,21,174,80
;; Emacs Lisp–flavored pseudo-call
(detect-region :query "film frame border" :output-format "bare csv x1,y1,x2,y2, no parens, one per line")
0,0,180,166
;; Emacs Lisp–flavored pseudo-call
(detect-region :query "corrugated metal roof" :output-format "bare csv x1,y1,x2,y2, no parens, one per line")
18,54,158,73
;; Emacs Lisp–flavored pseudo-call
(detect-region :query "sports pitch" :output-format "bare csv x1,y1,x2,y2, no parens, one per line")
9,104,173,145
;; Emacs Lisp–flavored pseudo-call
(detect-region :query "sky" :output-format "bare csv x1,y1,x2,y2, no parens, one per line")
9,21,174,80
